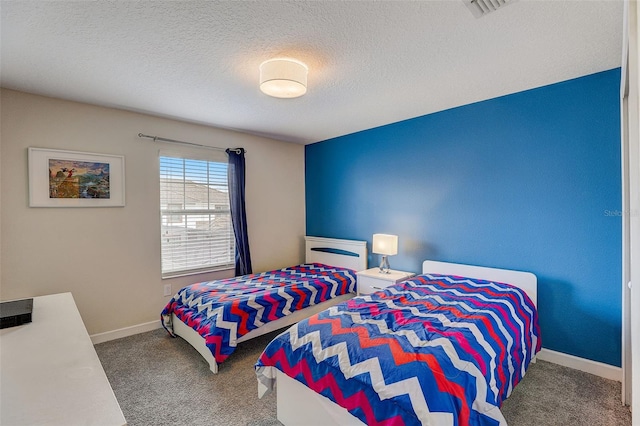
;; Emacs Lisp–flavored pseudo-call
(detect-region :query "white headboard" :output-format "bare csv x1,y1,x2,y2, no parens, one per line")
305,236,367,272
422,260,537,307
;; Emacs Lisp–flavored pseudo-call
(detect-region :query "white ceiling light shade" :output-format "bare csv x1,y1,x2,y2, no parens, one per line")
259,58,308,98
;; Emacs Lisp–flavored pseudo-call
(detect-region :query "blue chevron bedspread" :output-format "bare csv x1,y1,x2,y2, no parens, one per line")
161,263,356,365
256,273,541,426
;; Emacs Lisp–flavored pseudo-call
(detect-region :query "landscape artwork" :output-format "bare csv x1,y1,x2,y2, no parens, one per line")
49,158,111,199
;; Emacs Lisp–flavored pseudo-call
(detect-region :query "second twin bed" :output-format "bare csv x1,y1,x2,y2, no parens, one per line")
256,260,540,426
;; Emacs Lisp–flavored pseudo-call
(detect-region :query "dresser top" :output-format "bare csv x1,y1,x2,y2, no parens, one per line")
0,293,127,426
357,268,415,280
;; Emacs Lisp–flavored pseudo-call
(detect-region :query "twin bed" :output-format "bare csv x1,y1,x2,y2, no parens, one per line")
161,237,541,425
161,236,367,373
257,260,540,425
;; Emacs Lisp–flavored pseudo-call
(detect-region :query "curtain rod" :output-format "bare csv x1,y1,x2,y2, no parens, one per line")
137,133,244,154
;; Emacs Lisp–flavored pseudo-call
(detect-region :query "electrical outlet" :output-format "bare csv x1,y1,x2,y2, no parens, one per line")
163,284,172,297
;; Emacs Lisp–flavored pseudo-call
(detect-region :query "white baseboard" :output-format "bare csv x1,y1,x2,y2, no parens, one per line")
90,320,163,345
537,348,622,382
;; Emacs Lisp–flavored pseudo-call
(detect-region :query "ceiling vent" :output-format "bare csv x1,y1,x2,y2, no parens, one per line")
462,0,514,18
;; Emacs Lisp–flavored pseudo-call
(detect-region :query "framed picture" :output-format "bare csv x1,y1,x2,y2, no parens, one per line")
28,147,125,207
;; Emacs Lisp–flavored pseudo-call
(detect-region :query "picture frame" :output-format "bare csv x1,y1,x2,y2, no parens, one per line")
28,147,125,207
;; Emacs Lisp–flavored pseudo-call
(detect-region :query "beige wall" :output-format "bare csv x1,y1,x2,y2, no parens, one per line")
0,89,306,335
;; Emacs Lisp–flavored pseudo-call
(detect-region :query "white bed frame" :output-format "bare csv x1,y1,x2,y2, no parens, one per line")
275,260,538,426
170,236,367,374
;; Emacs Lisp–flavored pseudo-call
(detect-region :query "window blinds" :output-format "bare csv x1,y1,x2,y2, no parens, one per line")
159,154,234,278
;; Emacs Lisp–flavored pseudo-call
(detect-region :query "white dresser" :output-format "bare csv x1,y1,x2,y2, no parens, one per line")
0,292,127,425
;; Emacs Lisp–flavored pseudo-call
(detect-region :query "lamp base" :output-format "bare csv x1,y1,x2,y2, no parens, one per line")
378,255,391,274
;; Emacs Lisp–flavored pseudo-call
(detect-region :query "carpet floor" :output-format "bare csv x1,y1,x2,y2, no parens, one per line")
95,328,632,426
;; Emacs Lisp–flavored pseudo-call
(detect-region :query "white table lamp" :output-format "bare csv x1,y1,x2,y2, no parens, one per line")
372,234,398,274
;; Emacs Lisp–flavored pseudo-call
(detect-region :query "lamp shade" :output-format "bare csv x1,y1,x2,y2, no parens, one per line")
259,58,308,98
372,234,398,256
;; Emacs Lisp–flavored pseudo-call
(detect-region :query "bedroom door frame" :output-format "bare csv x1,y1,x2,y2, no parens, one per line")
621,0,639,415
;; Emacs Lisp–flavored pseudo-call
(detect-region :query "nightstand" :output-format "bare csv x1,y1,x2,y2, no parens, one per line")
357,268,415,295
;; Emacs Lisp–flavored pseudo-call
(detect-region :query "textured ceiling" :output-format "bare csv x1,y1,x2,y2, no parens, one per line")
0,1,624,144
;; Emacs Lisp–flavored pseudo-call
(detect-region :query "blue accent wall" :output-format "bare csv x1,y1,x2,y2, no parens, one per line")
305,69,622,367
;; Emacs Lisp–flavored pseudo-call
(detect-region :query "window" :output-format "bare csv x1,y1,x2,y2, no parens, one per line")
159,153,234,278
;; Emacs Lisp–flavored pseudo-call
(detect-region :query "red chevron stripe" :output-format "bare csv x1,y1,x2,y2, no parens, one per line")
404,316,488,375
369,293,507,362
175,306,198,328
260,347,404,426
346,298,381,313
174,307,213,340
411,298,508,390
174,307,228,362
424,280,535,384
261,291,282,322
217,292,243,303
418,277,534,344
204,333,227,362
378,277,539,396
230,299,252,334
422,354,471,425
311,279,329,300
308,315,472,422
386,292,508,381
462,290,530,356
331,272,349,293
289,284,308,310
432,280,528,327
479,302,524,372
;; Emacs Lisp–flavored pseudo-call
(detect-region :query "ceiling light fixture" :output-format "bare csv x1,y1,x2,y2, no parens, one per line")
259,58,308,99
